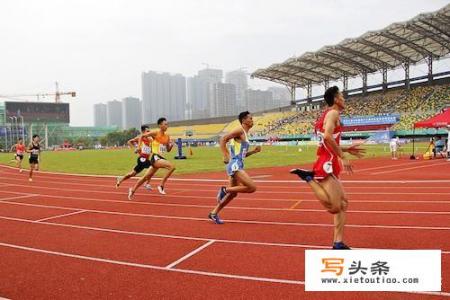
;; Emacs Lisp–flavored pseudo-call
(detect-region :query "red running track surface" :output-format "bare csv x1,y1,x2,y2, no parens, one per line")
0,157,449,299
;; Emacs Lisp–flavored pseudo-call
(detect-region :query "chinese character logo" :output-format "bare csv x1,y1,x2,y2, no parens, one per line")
349,260,368,275
321,258,344,276
371,261,390,275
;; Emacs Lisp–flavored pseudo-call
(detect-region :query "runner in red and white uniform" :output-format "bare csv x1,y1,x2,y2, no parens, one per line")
10,138,26,172
115,125,154,189
290,86,365,250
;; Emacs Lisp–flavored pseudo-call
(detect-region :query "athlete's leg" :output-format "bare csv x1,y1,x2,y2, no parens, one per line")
223,170,256,194
211,176,238,215
155,159,175,188
117,170,137,187
129,166,157,196
29,163,35,181
320,176,348,244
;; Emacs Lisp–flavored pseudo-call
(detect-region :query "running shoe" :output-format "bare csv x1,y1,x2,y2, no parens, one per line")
144,183,152,191
208,213,224,224
216,186,227,203
332,241,351,250
28,178,33,182
115,176,122,189
157,185,166,195
290,168,314,182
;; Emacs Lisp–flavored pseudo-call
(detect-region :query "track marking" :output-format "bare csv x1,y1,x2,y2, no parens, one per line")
165,240,215,269
4,187,450,207
289,200,302,210
2,181,450,199
4,171,450,189
0,241,448,297
1,201,450,230
2,193,450,216
35,210,86,222
2,164,450,183
1,214,449,254
372,161,450,175
0,241,303,285
355,160,445,172
0,194,39,202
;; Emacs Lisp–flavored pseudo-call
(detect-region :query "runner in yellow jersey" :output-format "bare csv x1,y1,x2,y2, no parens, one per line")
128,117,176,199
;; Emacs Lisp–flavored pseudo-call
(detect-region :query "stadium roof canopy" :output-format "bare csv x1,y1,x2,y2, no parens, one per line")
251,4,450,88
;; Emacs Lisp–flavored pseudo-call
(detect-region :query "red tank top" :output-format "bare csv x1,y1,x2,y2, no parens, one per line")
138,136,152,159
315,109,342,156
16,144,25,154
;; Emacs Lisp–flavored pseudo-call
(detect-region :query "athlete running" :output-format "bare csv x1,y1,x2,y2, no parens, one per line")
209,111,261,224
128,117,176,200
116,125,154,190
290,86,365,249
27,135,41,182
10,138,26,172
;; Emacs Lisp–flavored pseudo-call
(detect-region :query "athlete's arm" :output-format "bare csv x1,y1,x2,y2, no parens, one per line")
10,144,16,152
142,131,158,138
166,136,174,152
127,136,140,153
26,143,33,153
246,146,262,157
127,136,139,147
220,128,243,164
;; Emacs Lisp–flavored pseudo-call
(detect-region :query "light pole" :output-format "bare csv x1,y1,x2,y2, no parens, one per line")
9,117,15,145
13,116,18,143
19,116,25,141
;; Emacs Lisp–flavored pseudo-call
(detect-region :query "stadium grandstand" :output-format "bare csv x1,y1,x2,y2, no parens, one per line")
143,5,450,145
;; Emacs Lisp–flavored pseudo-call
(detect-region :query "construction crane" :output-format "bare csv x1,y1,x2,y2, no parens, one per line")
0,82,76,103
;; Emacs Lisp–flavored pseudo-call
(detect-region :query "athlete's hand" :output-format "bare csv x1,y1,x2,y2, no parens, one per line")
223,155,230,164
345,145,365,159
254,146,262,153
343,159,353,175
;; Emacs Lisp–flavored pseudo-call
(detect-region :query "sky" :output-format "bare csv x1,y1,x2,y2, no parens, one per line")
0,0,448,126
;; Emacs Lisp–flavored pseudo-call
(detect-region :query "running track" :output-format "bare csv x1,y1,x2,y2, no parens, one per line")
0,157,449,299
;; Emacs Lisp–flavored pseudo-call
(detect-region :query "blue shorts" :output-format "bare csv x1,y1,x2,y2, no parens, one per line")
226,158,244,177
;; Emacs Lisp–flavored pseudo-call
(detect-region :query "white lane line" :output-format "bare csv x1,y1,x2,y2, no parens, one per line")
372,161,450,175
35,210,86,222
4,174,450,191
3,189,450,211
1,200,450,230
2,164,450,183
0,214,449,254
165,240,215,269
5,191,450,215
0,194,39,202
2,181,450,198
355,160,445,173
0,241,303,285
0,241,449,298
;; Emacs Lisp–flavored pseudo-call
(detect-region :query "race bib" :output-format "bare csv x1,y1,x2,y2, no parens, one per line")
323,161,333,174
159,145,167,153
231,161,240,172
139,157,147,163
141,145,151,154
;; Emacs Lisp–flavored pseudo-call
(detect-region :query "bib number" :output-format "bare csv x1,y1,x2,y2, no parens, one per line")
323,161,333,174
141,145,151,154
231,161,240,172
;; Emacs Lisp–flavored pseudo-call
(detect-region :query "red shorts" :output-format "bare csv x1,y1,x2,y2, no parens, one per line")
313,154,342,180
